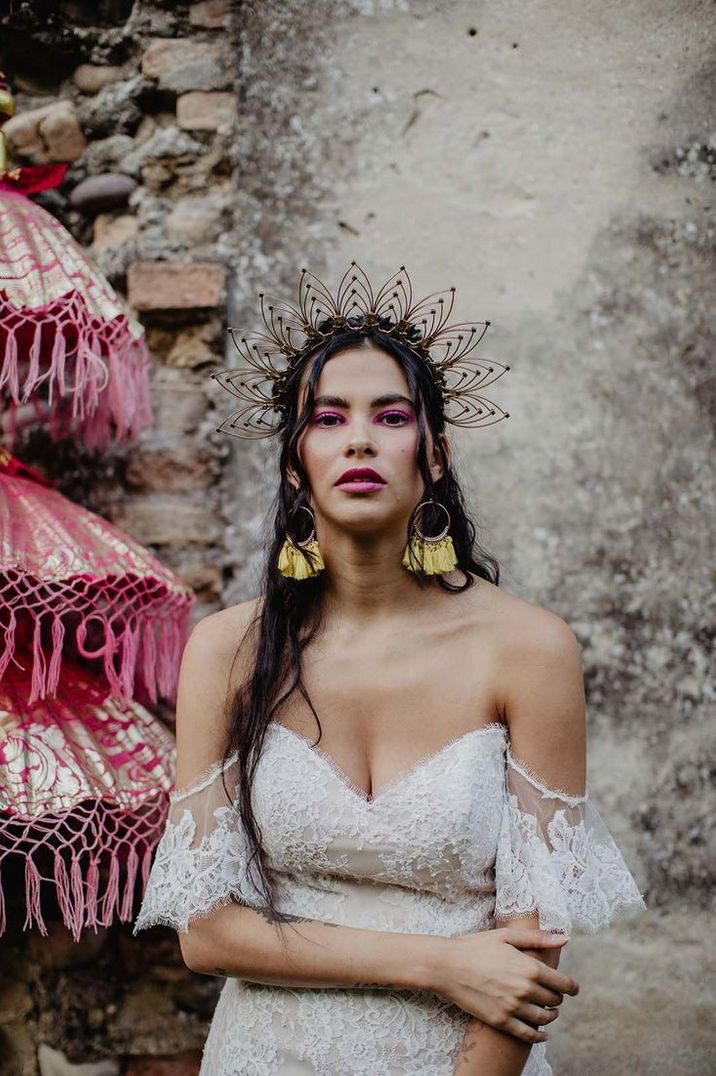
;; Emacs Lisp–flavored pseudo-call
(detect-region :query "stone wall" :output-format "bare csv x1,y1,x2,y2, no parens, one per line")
0,0,714,1073
1,3,240,1073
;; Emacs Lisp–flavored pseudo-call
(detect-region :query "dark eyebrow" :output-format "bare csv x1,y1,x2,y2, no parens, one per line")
312,393,414,409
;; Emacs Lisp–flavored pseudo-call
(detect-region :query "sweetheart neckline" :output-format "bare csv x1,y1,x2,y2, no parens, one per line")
268,720,508,806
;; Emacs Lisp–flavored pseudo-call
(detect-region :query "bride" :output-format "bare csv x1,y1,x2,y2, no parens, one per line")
133,264,646,1075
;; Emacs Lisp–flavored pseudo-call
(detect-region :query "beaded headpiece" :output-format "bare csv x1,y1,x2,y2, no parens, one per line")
211,261,510,439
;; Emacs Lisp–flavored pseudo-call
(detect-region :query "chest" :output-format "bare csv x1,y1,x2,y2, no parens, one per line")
250,720,508,894
275,617,503,800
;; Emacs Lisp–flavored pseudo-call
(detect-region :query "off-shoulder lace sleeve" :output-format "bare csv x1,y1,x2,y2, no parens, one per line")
132,753,266,935
494,745,647,935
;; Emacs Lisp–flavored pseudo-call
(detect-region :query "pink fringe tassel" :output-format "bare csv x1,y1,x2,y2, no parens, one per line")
4,797,170,941
24,856,47,936
0,302,152,450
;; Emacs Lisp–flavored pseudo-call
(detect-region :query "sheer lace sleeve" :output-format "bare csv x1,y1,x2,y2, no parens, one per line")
494,744,647,935
132,753,266,935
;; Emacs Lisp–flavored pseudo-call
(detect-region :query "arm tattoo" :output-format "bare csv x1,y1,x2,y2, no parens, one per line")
255,907,339,927
212,909,399,990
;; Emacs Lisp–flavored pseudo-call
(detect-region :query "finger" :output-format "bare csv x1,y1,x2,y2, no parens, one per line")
527,983,565,1007
507,928,571,949
501,1016,550,1045
516,1001,560,1029
541,965,579,995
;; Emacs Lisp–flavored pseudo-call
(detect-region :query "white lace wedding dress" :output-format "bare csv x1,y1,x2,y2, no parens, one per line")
133,720,647,1075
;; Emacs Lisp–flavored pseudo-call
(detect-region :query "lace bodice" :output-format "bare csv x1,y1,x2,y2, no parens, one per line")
133,721,647,1075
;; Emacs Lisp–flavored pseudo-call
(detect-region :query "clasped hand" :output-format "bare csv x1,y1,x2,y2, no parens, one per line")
437,925,579,1045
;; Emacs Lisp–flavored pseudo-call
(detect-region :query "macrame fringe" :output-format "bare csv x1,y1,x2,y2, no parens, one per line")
2,604,191,704
2,794,170,942
0,304,152,450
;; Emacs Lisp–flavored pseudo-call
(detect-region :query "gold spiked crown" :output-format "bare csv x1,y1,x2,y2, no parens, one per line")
211,261,510,439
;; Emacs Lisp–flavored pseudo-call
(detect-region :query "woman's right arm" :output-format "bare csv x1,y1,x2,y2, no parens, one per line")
182,902,575,1049
171,608,578,1044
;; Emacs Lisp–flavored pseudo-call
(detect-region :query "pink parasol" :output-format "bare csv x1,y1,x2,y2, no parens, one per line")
0,189,153,450
0,75,152,450
0,651,176,940
0,451,194,704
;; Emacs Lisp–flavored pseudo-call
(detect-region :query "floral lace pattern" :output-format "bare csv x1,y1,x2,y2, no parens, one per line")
133,722,646,1074
494,745,647,935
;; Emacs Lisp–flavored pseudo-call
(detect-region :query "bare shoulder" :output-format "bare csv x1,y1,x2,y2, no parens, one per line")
189,596,264,658
173,597,264,786
462,578,587,793
500,591,580,662
458,572,581,660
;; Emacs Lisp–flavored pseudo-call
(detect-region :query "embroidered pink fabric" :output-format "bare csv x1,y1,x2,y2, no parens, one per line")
0,653,176,941
0,469,194,703
0,189,152,449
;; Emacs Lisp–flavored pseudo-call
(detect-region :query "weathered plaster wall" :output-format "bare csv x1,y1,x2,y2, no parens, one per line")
223,1,715,1071
0,0,713,1072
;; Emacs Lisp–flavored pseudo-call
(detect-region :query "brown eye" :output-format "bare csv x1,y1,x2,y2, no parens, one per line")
312,412,342,426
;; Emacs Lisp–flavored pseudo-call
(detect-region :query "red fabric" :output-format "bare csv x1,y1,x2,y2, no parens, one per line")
0,448,55,487
0,163,68,195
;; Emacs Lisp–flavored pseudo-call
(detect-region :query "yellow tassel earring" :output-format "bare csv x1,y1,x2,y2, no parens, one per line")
277,504,325,580
402,499,458,575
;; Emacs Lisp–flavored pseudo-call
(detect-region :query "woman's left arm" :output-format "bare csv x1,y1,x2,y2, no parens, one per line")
452,612,588,1076
452,914,563,1076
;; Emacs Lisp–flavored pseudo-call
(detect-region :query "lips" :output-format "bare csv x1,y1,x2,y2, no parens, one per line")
335,467,386,485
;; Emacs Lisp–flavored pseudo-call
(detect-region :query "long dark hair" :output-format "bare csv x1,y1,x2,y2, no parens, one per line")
219,324,501,947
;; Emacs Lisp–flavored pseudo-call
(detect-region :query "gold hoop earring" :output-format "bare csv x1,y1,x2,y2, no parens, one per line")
277,504,326,579
402,499,457,575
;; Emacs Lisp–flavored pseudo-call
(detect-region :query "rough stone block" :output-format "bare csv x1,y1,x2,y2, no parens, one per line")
92,213,138,252
73,64,125,93
69,173,137,214
127,261,226,310
82,133,136,172
124,442,217,492
3,100,86,164
177,91,235,131
37,1044,119,1075
190,0,232,29
141,38,227,92
112,493,221,547
150,377,209,435
122,125,204,173
26,921,108,970
165,196,225,244
0,979,33,1023
166,323,219,367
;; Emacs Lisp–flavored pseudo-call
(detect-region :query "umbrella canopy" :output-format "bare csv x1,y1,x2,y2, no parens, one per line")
0,188,152,450
0,455,194,704
0,652,176,941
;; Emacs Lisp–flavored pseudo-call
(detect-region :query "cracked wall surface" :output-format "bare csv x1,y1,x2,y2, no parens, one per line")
222,3,715,1071
0,0,713,1072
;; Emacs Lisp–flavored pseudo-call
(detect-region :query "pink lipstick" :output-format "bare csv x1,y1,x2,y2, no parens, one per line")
334,466,386,492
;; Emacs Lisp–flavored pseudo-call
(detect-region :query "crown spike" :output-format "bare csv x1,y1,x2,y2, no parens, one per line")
214,262,508,439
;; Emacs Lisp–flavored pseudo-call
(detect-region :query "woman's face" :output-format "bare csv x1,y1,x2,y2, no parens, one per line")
292,342,448,535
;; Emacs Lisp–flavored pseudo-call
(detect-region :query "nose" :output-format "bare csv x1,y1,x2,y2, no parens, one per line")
344,418,376,456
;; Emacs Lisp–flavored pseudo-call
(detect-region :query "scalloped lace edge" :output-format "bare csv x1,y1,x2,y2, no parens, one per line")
132,885,263,935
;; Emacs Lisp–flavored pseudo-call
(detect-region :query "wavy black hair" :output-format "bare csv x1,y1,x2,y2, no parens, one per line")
218,322,501,949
